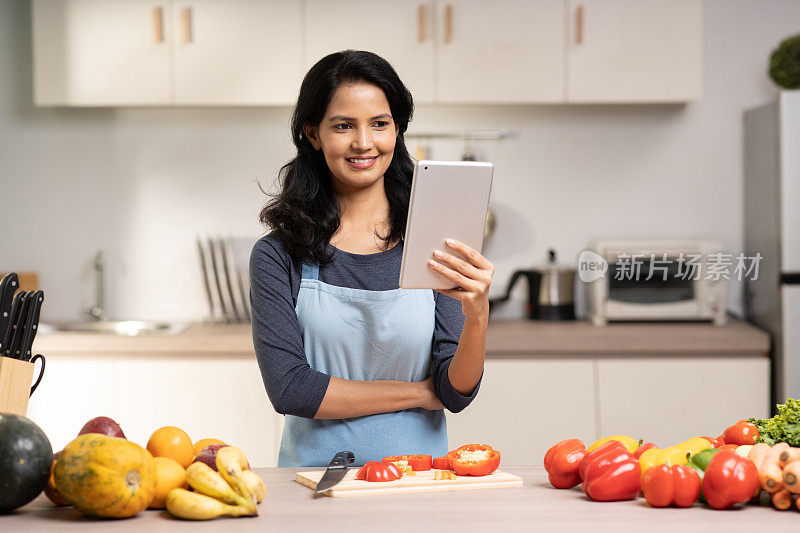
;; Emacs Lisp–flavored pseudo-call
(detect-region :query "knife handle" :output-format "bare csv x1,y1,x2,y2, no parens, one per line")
0,272,18,339
4,290,26,356
20,290,43,362
9,291,31,359
328,451,355,470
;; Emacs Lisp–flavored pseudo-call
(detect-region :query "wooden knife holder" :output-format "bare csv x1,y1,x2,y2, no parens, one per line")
0,357,35,416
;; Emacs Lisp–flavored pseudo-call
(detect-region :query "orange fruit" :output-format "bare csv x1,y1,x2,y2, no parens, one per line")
149,457,187,509
146,426,193,468
192,438,225,457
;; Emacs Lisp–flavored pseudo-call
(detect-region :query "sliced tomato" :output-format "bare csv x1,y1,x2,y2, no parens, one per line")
381,454,433,471
356,461,402,482
432,456,452,470
446,444,501,477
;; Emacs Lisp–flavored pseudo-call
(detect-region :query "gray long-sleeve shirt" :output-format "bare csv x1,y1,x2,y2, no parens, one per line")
249,232,480,419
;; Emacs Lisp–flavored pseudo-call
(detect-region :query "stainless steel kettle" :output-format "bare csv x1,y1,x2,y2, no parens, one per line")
489,249,576,320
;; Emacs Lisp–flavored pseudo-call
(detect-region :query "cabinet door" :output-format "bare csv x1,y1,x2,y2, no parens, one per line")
305,0,436,104
446,359,596,465
567,0,702,102
173,0,303,105
33,0,172,105
436,0,565,104
597,358,769,446
112,358,281,467
26,359,119,452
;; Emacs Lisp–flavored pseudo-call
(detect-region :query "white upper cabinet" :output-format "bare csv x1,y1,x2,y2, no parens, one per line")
305,0,436,104
436,0,565,104
172,0,302,105
33,0,172,105
32,0,704,106
566,0,703,103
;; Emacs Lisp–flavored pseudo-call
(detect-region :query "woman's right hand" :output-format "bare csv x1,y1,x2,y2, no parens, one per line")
417,377,445,411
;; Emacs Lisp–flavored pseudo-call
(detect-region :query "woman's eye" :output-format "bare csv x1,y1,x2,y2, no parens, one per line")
373,121,390,128
334,123,352,130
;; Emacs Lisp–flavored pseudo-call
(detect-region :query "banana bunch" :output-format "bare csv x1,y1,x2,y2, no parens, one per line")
166,446,267,520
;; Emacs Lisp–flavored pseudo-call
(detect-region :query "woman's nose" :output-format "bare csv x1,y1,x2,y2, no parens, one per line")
352,127,374,150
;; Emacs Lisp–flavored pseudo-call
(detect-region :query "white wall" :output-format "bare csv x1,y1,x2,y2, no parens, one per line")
1,0,799,322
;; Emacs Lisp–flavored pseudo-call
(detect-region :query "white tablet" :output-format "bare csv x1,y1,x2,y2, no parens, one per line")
399,160,494,289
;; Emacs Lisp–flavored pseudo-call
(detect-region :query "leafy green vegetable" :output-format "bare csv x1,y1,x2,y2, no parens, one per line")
748,398,800,446
769,33,800,89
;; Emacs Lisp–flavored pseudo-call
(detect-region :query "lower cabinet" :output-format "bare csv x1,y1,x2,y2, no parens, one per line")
26,357,282,468
446,359,597,465
596,358,770,446
447,356,770,465
27,355,770,468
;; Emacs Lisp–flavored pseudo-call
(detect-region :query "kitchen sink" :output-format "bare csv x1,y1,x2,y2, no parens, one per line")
39,320,189,336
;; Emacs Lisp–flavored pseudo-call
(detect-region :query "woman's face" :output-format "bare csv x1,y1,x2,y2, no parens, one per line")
305,82,398,193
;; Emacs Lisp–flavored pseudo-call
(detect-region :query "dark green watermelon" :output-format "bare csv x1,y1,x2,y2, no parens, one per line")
0,413,53,512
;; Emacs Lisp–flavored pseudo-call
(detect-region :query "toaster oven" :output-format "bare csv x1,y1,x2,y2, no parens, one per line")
584,239,727,326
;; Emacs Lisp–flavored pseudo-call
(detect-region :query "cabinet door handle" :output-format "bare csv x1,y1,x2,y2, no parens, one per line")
181,6,193,44
444,3,453,43
152,6,164,44
417,4,426,43
576,4,584,44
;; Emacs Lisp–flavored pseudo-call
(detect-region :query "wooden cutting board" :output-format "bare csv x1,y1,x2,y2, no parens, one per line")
296,469,523,497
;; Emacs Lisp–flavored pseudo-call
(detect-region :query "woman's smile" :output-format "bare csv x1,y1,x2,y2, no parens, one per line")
345,155,379,170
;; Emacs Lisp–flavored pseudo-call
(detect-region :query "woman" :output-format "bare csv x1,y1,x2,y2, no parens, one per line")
251,50,494,467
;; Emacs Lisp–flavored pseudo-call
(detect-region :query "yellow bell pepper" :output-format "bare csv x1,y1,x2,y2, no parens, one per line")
638,437,714,474
586,435,639,454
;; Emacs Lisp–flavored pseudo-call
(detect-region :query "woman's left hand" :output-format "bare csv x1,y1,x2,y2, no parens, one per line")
428,239,494,322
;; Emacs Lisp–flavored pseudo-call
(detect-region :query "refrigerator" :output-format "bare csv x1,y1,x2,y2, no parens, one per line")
744,90,800,407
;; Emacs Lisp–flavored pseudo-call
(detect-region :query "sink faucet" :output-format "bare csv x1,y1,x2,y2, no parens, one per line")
84,250,106,321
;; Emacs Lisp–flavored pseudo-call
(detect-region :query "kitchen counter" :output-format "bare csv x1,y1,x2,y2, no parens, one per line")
7,466,797,533
33,318,770,357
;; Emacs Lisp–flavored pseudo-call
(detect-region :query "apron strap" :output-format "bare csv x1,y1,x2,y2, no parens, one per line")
301,261,319,281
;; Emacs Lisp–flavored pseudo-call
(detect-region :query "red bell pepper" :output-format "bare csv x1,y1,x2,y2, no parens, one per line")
702,450,759,509
446,444,501,477
579,440,623,481
642,464,701,508
356,461,402,482
580,441,641,501
432,456,451,470
701,436,724,448
633,442,658,459
543,439,586,489
382,455,433,471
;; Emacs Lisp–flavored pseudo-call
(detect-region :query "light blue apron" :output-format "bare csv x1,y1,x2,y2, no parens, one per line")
277,259,448,467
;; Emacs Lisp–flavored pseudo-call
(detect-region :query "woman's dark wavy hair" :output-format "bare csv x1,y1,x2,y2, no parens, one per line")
259,50,415,265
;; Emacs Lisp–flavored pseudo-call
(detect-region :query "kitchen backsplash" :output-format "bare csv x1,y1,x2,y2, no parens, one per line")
2,0,800,321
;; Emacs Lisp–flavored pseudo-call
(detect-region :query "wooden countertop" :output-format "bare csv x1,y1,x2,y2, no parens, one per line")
33,318,770,358
8,466,795,532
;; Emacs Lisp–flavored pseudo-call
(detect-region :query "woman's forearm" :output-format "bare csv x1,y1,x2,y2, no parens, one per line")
447,313,488,395
314,376,426,419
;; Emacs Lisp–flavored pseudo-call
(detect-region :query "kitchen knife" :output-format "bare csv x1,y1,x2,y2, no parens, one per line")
19,290,43,362
3,290,26,357
0,273,19,353
197,237,217,319
208,236,230,321
220,236,242,323
315,451,355,494
8,291,31,359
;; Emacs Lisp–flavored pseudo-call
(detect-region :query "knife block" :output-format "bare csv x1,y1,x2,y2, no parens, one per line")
0,357,35,416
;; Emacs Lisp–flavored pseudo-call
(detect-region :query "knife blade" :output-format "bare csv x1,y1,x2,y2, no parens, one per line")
8,291,31,359
315,451,355,494
3,290,26,357
0,273,19,353
19,290,44,362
